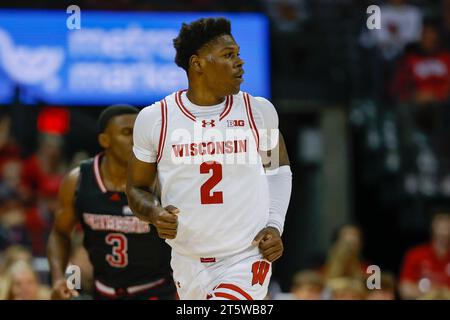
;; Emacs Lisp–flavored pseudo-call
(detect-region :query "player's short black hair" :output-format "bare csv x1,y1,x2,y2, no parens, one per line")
97,105,139,134
173,17,232,72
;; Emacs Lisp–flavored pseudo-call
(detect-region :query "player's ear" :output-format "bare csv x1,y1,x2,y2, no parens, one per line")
98,133,110,149
189,55,203,73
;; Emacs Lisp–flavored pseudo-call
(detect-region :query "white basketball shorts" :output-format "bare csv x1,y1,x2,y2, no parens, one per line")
171,245,272,300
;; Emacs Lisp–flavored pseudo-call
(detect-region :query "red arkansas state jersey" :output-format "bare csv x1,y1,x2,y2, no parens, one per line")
133,90,279,258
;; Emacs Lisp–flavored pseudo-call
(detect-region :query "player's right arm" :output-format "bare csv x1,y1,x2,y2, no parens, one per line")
251,96,292,262
126,157,179,239
126,104,179,239
47,167,80,300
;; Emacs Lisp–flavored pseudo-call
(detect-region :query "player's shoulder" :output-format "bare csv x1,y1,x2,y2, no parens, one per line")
73,157,94,180
139,92,178,117
79,156,94,168
137,101,164,121
240,92,277,122
140,101,162,115
66,166,81,180
240,91,275,110
60,166,81,195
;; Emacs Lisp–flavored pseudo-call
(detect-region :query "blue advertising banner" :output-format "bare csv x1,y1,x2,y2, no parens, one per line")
0,10,270,106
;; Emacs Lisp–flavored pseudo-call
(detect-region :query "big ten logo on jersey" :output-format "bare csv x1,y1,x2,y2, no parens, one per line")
227,119,245,127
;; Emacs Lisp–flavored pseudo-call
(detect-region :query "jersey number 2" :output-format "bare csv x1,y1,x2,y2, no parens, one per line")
200,161,223,204
105,233,128,268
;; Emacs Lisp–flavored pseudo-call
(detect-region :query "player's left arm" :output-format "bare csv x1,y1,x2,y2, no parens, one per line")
252,97,292,263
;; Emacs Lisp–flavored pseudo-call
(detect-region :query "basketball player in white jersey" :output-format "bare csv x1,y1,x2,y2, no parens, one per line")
126,17,292,300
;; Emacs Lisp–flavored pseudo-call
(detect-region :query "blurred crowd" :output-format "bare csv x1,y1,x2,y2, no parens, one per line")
270,217,449,300
0,0,449,300
358,0,450,169
0,109,93,300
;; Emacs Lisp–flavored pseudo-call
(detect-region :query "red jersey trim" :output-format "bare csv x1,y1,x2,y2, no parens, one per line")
219,95,233,121
243,93,260,151
215,283,254,300
175,90,196,122
213,292,240,300
157,99,168,163
175,91,233,122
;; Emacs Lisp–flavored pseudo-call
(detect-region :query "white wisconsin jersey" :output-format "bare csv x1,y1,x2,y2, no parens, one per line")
133,90,279,258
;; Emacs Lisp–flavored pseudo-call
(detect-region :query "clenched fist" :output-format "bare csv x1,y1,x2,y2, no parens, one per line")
252,227,284,262
51,278,79,300
152,205,180,239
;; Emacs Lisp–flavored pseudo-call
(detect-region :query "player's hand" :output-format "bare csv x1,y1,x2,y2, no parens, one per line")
152,205,179,239
51,278,79,300
252,227,283,262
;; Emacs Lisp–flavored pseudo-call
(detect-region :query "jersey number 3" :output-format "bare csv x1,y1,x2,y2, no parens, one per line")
200,161,223,204
105,233,128,268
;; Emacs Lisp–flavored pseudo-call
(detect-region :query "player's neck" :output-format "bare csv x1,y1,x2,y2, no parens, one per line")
186,86,225,106
100,154,127,192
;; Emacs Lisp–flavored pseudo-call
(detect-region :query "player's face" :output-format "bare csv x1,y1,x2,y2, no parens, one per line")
198,35,245,96
104,114,137,165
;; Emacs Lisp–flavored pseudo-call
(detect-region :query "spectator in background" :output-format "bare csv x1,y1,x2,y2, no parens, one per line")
0,245,32,276
362,0,422,61
262,0,307,33
326,277,367,300
323,224,369,281
399,211,450,299
21,134,66,256
22,133,65,203
366,272,397,300
0,160,28,250
0,114,21,172
0,260,50,300
290,270,324,300
359,0,422,100
391,21,450,160
392,21,450,106
0,159,25,200
0,245,33,300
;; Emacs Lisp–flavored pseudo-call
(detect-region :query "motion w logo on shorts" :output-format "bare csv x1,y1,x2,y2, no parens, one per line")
201,119,215,127
251,261,270,286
